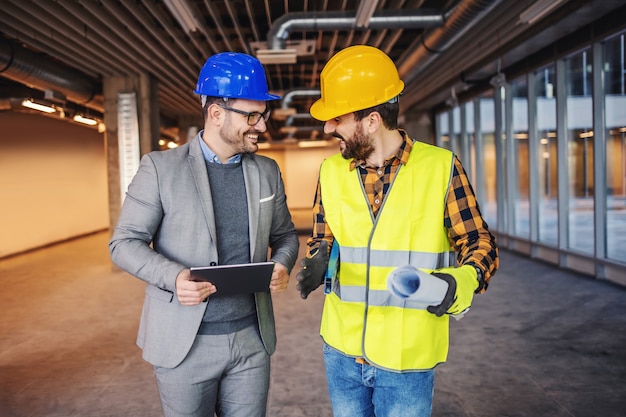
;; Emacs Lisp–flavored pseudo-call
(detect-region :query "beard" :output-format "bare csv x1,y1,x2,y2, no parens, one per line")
219,113,259,155
340,125,374,161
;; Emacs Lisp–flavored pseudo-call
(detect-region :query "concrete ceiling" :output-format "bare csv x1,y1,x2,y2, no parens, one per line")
1,0,624,142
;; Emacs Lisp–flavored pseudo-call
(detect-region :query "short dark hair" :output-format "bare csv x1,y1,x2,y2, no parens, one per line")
201,96,237,120
353,101,399,130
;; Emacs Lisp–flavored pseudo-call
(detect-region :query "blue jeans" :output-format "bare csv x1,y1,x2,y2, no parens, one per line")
323,344,434,417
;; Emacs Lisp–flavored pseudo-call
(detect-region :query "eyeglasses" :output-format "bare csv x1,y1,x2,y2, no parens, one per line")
218,104,271,126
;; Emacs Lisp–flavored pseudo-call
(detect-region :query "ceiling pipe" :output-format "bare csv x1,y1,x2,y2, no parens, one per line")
272,88,321,120
397,0,504,83
285,113,314,126
264,0,503,114
281,88,321,109
267,9,444,50
0,37,102,108
283,113,321,140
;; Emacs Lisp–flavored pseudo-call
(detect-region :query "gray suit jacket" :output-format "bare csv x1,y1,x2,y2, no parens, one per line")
109,138,299,368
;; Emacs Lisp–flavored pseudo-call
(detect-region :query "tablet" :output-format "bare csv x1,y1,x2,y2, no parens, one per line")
189,262,275,296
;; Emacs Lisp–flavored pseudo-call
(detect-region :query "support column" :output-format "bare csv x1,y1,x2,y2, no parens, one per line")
103,74,160,235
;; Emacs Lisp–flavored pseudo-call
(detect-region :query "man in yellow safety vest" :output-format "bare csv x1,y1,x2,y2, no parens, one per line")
296,45,499,417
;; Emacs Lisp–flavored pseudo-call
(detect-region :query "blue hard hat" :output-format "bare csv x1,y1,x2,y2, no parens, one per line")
194,52,280,101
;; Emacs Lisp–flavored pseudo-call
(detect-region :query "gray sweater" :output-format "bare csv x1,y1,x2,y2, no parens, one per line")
200,161,256,334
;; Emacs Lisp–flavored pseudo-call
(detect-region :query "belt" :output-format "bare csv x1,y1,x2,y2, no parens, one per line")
355,357,369,365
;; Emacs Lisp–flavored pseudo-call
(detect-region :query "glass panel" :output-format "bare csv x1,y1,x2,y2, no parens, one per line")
604,33,626,263
511,76,530,238
465,101,477,184
566,49,594,254
536,65,558,245
480,92,497,229
452,106,462,160
438,112,450,149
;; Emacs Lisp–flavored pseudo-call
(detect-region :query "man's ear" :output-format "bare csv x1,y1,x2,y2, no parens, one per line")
366,111,382,133
207,103,224,126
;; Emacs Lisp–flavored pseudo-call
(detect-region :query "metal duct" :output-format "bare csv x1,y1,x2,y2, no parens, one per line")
285,113,313,126
397,0,503,82
0,37,101,108
281,88,321,109
267,10,444,50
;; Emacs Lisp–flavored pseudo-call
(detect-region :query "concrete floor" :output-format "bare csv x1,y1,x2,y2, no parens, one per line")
1,231,625,417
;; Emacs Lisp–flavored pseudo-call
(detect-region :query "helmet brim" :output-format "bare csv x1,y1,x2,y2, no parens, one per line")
310,85,403,121
309,99,337,121
193,90,281,101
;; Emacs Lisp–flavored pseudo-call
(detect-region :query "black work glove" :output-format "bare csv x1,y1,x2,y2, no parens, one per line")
426,272,457,317
295,240,329,299
426,265,479,317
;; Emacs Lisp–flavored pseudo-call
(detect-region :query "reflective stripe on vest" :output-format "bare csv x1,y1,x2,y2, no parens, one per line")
319,139,455,371
340,246,455,269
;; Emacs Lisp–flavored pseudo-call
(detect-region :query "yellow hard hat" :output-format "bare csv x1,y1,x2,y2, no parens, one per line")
310,45,404,121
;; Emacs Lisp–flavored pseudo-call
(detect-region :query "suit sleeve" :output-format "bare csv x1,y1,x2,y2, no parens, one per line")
108,153,185,292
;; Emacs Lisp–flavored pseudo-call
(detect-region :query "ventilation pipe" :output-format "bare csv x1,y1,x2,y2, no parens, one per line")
264,0,503,90
281,88,321,109
0,37,102,110
397,0,503,82
267,10,444,50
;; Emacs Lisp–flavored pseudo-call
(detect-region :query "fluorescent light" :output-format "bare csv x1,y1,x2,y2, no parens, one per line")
22,99,56,113
519,0,567,25
73,114,98,126
355,0,379,28
256,49,298,64
298,140,333,148
163,0,200,33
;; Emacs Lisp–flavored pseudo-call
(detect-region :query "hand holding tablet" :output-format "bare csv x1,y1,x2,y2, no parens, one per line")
190,262,275,296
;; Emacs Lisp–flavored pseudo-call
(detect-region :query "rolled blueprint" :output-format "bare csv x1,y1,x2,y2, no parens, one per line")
387,265,448,306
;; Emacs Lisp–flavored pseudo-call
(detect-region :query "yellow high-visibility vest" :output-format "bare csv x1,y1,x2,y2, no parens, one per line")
319,139,456,371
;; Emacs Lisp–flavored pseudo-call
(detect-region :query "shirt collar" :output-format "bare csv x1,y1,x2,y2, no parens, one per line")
349,129,413,170
197,130,242,164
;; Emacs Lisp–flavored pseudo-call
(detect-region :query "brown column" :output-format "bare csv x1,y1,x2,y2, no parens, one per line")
103,74,160,235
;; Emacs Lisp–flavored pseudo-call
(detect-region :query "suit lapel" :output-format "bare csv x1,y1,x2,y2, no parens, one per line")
188,139,218,245
242,155,260,260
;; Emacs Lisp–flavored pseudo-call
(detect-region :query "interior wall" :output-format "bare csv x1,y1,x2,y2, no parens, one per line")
0,112,109,258
259,145,338,231
0,112,341,257
262,146,338,210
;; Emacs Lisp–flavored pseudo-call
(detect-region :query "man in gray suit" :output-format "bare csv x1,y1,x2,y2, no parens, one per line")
109,52,299,417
